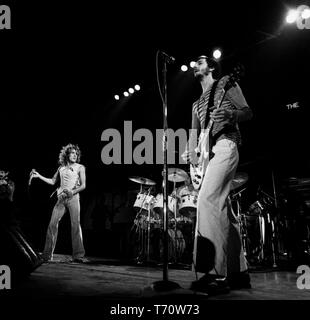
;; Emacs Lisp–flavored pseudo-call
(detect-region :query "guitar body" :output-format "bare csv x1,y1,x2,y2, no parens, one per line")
190,129,210,190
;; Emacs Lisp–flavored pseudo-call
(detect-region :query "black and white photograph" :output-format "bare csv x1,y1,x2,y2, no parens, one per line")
1,0,310,316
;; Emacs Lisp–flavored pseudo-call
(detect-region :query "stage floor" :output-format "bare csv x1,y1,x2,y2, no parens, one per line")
1,254,309,317
2,254,309,299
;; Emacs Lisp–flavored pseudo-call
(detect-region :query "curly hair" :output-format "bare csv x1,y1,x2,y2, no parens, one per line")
58,144,81,166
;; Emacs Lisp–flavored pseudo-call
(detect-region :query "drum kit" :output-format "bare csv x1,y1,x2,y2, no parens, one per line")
129,168,279,268
230,177,278,268
129,168,193,265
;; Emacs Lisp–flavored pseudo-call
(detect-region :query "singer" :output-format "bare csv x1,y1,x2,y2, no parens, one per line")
31,143,87,263
182,55,253,295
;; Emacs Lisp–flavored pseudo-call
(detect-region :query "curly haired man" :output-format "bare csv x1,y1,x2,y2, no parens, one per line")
32,144,86,263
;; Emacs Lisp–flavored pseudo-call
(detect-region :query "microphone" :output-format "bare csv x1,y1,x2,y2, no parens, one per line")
29,169,35,186
160,51,176,64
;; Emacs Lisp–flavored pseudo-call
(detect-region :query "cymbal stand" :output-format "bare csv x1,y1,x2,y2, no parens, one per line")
141,187,153,264
266,211,277,268
172,180,179,263
146,192,152,264
257,212,265,263
134,207,145,264
132,186,151,229
270,170,279,267
132,187,152,264
257,177,278,268
233,189,249,258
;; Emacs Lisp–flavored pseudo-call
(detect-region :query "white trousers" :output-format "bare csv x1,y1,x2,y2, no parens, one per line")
42,195,85,260
193,139,247,276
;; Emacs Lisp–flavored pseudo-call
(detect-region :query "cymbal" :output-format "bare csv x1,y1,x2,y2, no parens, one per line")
129,176,156,186
168,168,189,183
231,172,248,191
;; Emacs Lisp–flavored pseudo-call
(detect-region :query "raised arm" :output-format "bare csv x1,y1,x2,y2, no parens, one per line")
32,169,59,186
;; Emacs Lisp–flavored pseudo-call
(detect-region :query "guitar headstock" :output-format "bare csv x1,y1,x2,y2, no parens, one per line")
225,63,245,90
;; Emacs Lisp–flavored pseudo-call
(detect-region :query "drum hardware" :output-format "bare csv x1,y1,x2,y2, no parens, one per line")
129,175,156,227
129,171,196,267
153,193,175,218
169,178,184,264
133,208,161,265
230,189,250,258
167,168,189,183
263,210,278,268
230,172,248,191
230,185,277,267
270,217,277,268
129,176,156,186
257,214,266,262
244,201,267,265
129,176,157,264
246,194,279,268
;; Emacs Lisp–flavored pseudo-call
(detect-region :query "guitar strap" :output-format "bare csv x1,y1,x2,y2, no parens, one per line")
205,80,219,156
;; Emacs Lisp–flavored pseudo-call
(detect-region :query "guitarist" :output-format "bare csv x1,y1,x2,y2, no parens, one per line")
182,55,253,294
31,143,87,263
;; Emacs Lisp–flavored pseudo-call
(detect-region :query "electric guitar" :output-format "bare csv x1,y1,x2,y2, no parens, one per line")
190,64,244,190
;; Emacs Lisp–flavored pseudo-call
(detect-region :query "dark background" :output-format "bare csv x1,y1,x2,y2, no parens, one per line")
1,0,310,258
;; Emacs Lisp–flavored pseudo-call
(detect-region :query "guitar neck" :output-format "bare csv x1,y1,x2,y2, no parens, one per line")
205,87,226,132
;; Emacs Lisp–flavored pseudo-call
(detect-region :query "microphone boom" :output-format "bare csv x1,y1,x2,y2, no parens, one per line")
161,51,176,64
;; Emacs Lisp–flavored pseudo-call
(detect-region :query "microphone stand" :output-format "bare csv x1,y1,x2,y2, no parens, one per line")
151,53,180,291
270,170,278,268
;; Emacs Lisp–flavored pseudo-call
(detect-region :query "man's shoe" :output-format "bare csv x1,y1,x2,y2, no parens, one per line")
71,257,89,263
39,253,52,263
190,274,230,295
227,271,251,290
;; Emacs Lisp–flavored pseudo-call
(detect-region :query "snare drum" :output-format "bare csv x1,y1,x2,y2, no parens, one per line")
133,192,155,213
153,193,176,217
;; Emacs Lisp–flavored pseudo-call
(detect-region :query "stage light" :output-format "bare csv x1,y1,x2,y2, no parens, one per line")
213,49,222,60
190,61,196,68
114,95,120,100
128,88,134,94
181,65,188,72
134,84,140,91
123,91,129,97
286,9,298,23
301,7,310,19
